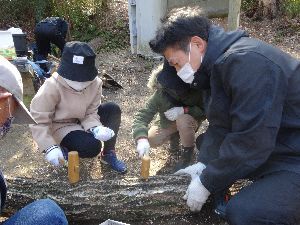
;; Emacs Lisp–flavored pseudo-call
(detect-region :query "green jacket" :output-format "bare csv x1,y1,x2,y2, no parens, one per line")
132,84,206,140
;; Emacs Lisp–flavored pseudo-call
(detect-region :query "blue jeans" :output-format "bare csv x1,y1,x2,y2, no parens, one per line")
3,199,68,225
226,171,300,225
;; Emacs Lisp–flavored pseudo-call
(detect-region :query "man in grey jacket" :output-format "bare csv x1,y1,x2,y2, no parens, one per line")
149,7,300,225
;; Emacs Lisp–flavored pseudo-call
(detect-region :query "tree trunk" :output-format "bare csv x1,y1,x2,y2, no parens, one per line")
256,0,278,19
3,175,199,224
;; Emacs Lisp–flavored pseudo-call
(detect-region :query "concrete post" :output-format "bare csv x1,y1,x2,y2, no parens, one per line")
128,0,167,57
128,0,138,54
128,0,233,57
227,0,242,30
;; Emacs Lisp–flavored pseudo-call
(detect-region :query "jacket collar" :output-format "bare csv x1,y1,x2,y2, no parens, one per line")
53,72,79,91
192,25,248,89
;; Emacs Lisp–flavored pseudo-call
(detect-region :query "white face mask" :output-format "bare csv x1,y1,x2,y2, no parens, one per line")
63,78,94,91
177,43,203,84
177,43,195,84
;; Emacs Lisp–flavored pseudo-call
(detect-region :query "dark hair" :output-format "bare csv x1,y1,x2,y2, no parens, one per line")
149,7,211,54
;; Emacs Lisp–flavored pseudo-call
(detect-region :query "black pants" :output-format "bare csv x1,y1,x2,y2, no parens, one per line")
35,25,66,60
60,102,121,158
226,171,300,225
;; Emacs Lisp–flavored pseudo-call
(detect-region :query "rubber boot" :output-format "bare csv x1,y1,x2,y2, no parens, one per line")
169,132,180,153
173,146,194,172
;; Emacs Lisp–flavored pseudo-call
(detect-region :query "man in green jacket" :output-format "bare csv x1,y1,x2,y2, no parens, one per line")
132,63,206,171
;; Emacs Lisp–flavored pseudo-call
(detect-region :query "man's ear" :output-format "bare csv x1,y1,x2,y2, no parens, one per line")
190,36,207,54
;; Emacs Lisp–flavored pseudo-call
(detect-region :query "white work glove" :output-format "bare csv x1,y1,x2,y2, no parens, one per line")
164,107,185,121
44,145,64,167
174,162,206,179
174,162,209,211
183,176,210,212
136,138,150,158
90,126,115,141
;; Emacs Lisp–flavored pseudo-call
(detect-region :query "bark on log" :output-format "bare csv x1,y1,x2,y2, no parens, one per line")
3,175,205,224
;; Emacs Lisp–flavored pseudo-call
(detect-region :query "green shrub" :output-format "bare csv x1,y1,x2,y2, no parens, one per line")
0,0,35,27
49,0,129,51
282,0,300,18
241,0,259,17
0,0,128,51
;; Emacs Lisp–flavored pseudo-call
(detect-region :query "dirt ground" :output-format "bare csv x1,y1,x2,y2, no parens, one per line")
0,14,299,224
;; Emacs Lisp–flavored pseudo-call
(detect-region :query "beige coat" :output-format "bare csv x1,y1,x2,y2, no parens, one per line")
30,72,102,151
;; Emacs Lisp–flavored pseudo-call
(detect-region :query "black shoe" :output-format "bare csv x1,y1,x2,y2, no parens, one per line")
214,190,230,219
173,146,194,172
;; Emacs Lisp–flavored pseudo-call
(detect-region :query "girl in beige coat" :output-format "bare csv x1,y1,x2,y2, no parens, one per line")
30,41,127,173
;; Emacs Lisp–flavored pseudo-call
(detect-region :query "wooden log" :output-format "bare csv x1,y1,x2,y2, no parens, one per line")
3,175,199,224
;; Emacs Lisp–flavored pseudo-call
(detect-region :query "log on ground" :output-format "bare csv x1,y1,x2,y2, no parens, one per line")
3,175,204,224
